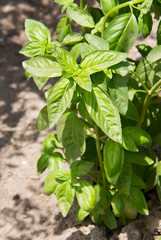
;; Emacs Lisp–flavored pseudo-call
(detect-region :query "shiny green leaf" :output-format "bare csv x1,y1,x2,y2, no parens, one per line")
57,111,86,162
125,151,154,166
70,160,94,178
103,211,117,230
103,13,138,52
36,106,49,131
62,33,83,45
76,179,96,211
56,17,72,42
43,171,57,195
22,56,63,78
103,140,124,184
84,86,122,143
67,6,95,28
85,34,109,50
46,78,76,127
138,12,152,38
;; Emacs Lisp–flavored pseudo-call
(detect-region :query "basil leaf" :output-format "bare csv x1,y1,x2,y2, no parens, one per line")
56,17,72,42
125,151,154,166
138,12,152,38
54,0,73,6
36,106,49,131
84,87,122,143
43,171,57,195
147,45,161,63
115,158,132,195
76,179,96,211
108,74,128,115
73,70,92,92
22,56,63,78
62,33,83,45
140,0,153,14
70,43,83,60
19,41,45,57
48,152,64,172
94,184,111,214
129,187,149,215
67,6,95,28
37,154,49,175
70,160,94,178
80,43,96,59
103,140,124,184
57,111,86,162
75,206,89,222
103,13,138,52
102,211,117,230
100,0,119,18
111,192,126,217
56,180,75,217
42,134,56,154
25,19,51,43
80,50,127,74
54,45,79,74
46,78,75,127
123,126,152,148
85,34,109,50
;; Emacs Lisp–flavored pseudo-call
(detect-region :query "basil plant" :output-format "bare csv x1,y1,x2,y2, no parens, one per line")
20,0,161,229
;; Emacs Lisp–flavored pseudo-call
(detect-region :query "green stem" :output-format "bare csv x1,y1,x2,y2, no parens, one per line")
130,70,149,93
87,173,97,183
80,0,83,8
101,0,144,37
138,79,161,127
94,125,106,188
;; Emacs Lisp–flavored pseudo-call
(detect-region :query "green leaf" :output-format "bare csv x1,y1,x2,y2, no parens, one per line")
19,41,46,57
76,179,96,211
70,160,94,178
56,170,70,182
94,184,111,214
124,100,139,121
111,61,135,77
103,140,124,184
70,43,83,60
100,0,119,18
122,131,138,152
140,0,153,14
48,152,64,172
125,151,154,166
81,137,97,162
56,180,75,217
36,106,49,131
80,43,96,59
157,20,161,45
128,187,149,215
131,173,147,189
37,154,49,175
57,111,86,162
84,86,122,143
22,56,63,78
147,45,161,63
25,19,51,43
138,12,153,38
85,34,109,50
111,192,126,217
54,0,73,6
102,211,117,230
46,78,76,127
108,74,128,115
32,76,49,90
75,206,89,222
123,126,152,148
62,33,83,45
43,171,57,195
116,158,132,195
73,70,92,92
56,17,72,42
54,45,79,74
67,6,95,28
80,50,127,75
42,134,56,154
103,13,138,52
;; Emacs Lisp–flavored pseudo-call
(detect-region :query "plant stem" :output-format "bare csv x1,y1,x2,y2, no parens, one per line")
138,79,161,127
130,70,149,93
87,173,97,183
101,0,144,37
80,0,83,8
94,125,106,188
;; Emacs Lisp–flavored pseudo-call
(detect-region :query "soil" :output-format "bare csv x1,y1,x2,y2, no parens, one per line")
0,1,161,239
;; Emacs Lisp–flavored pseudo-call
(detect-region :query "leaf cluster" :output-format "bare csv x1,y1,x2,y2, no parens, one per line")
20,0,161,229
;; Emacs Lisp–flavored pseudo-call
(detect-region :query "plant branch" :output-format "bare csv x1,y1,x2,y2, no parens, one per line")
94,125,106,188
130,70,149,93
101,0,144,37
138,79,161,127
